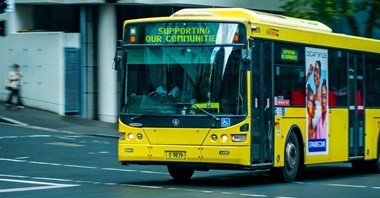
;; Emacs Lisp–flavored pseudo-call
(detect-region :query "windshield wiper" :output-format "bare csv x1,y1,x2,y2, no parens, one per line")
188,103,220,121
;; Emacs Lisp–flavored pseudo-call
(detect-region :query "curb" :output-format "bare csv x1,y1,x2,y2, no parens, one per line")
0,116,118,139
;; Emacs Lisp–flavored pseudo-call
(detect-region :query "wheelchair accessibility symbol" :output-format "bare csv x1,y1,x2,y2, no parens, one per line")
221,118,231,128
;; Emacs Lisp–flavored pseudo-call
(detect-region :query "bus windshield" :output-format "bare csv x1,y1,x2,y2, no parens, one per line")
122,45,247,116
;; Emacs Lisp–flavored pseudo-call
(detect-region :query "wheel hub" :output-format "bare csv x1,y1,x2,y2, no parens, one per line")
286,142,297,169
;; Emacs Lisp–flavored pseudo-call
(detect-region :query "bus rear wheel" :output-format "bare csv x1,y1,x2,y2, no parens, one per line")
271,132,300,182
367,140,380,173
352,138,380,173
167,166,194,181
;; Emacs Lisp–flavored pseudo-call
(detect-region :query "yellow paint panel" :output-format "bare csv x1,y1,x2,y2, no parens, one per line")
201,146,251,165
365,109,380,160
118,143,150,162
274,108,350,167
273,107,305,167
143,128,209,145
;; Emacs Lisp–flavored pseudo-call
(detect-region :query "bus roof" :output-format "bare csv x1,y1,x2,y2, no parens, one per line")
172,8,333,33
123,8,380,54
170,8,379,54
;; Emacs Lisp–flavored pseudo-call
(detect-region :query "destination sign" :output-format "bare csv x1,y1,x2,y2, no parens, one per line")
145,27,217,43
281,48,299,61
126,22,243,44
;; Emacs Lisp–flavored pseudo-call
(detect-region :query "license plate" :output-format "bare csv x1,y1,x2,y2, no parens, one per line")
165,151,186,160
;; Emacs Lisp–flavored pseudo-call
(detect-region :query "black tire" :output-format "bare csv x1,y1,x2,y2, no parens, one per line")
271,132,300,182
167,166,194,181
352,138,380,174
367,141,380,173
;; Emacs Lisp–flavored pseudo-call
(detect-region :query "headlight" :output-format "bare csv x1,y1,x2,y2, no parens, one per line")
221,134,228,142
232,134,246,142
119,132,126,140
127,133,134,140
137,133,143,140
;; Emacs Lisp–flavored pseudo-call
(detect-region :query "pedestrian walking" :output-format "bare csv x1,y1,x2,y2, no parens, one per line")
5,64,24,108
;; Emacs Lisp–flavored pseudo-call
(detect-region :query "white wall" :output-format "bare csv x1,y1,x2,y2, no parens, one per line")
0,32,67,115
98,5,117,123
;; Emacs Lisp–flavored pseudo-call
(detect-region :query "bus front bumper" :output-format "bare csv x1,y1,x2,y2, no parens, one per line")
118,144,251,166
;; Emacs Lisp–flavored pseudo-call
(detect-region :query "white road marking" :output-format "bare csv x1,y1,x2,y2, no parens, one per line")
31,177,73,182
140,170,167,175
275,197,297,198
28,135,52,138
0,178,79,193
45,142,85,147
221,192,234,195
0,117,29,126
2,136,18,139
63,164,98,169
104,183,118,186
101,168,138,172
240,194,267,197
0,158,26,163
2,157,379,197
0,174,28,178
29,161,57,165
0,186,75,193
327,183,367,188
121,184,163,189
14,157,30,160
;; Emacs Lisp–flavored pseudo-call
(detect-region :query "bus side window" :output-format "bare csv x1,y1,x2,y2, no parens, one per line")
291,90,305,106
274,42,305,107
274,65,305,106
328,90,337,106
365,53,380,107
329,50,347,107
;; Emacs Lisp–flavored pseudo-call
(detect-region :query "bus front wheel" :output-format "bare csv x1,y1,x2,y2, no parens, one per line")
167,166,194,181
271,131,300,182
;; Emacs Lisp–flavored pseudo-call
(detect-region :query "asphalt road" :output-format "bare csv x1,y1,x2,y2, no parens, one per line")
1,123,380,198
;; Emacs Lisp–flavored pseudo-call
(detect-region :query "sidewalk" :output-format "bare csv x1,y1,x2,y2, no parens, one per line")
0,104,118,138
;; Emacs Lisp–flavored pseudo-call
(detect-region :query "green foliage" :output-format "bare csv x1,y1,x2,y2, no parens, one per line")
280,0,380,38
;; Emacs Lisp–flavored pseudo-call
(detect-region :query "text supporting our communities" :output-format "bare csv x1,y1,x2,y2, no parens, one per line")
145,27,216,43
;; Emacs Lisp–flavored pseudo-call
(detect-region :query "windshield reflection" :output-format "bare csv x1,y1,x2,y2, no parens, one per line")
122,46,246,116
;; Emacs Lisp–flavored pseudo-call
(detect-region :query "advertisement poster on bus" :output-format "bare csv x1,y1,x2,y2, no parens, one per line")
305,47,328,155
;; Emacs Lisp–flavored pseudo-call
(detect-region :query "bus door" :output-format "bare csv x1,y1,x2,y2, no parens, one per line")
251,40,274,164
348,53,365,157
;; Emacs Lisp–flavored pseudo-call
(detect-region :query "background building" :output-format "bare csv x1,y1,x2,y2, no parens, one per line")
0,0,377,123
0,0,283,123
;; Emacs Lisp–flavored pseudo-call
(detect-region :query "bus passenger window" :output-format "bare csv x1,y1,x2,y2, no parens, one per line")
365,53,380,107
275,66,305,106
329,50,347,107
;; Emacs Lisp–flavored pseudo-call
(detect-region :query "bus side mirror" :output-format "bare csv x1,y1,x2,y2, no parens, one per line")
241,49,252,71
113,40,123,71
116,39,122,50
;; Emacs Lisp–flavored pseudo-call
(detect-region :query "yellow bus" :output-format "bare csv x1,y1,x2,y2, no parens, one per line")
115,8,380,182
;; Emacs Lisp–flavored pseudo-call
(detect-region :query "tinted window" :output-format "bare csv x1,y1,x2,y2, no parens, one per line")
274,42,305,106
365,53,380,107
328,50,347,106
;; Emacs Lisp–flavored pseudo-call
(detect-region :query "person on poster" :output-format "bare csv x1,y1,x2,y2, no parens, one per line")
316,79,328,139
307,84,316,139
306,60,322,129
